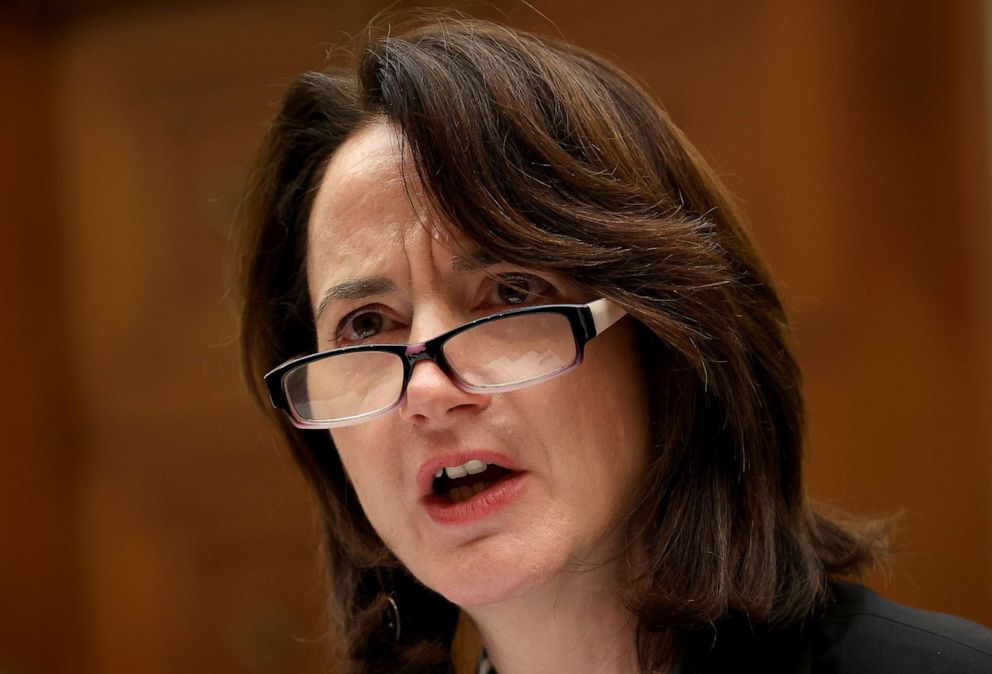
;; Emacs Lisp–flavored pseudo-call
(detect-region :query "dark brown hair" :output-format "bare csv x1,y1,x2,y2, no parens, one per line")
237,16,885,673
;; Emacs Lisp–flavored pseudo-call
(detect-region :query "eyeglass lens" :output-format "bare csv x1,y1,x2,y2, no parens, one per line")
284,311,577,424
443,311,576,388
285,351,404,423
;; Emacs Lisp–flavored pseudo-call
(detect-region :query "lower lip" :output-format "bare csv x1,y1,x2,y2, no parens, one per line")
421,472,529,525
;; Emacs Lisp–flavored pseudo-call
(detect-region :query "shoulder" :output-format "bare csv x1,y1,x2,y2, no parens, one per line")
683,582,992,674
811,581,992,673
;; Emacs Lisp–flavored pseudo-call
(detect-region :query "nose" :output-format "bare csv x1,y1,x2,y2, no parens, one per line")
398,349,490,425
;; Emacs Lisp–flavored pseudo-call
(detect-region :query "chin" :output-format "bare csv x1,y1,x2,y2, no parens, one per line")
415,538,566,608
431,570,547,607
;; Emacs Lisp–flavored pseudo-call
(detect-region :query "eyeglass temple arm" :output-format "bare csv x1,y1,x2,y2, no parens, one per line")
587,298,627,335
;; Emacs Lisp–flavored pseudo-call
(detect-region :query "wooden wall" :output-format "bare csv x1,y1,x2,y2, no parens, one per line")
1,2,989,672
0,20,85,674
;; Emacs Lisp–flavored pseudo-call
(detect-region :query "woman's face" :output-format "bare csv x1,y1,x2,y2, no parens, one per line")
306,122,653,606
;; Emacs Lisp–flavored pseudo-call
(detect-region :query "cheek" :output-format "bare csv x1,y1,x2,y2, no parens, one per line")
329,428,363,480
518,327,652,509
563,332,652,495
329,428,401,535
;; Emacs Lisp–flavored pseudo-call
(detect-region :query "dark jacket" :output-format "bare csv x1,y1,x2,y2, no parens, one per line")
685,582,992,673
477,583,992,673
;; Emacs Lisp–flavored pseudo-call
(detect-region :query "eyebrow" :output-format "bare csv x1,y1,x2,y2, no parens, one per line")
314,277,396,322
313,249,503,322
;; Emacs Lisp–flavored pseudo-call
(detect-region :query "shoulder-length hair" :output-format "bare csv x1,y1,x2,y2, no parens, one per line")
236,16,884,674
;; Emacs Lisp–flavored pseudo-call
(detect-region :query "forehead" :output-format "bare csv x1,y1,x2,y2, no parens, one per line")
306,123,458,290
309,122,423,251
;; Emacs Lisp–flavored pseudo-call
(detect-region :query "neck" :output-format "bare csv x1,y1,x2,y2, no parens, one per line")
463,564,645,674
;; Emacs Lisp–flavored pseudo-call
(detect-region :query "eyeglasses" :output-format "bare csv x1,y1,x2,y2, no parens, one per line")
264,298,627,429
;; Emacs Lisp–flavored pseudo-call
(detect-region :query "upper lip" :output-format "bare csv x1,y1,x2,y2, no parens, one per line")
416,450,521,499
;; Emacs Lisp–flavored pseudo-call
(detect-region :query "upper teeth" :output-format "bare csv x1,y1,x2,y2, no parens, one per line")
435,459,488,479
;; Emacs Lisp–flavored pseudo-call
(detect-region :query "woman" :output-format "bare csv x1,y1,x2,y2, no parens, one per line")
236,17,992,674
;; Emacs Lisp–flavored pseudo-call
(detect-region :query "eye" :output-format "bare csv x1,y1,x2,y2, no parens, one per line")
493,273,554,306
350,312,383,338
335,308,398,344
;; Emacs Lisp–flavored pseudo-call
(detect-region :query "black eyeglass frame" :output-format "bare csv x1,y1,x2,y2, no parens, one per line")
264,299,626,429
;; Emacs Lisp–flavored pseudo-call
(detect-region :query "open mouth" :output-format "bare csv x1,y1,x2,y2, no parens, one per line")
431,459,515,504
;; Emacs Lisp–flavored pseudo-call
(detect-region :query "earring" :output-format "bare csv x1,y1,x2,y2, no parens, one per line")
385,595,401,642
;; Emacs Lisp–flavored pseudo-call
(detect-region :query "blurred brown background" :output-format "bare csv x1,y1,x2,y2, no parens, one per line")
1,1,989,673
